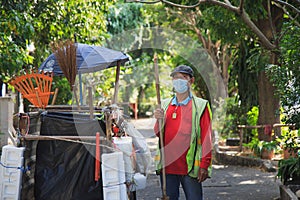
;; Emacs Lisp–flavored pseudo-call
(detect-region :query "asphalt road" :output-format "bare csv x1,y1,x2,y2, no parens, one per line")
135,164,281,200
131,118,281,200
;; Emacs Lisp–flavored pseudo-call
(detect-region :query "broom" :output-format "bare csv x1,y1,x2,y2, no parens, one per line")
50,40,77,91
51,40,80,109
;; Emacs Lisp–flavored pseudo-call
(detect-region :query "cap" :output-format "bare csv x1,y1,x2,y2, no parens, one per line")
170,65,194,77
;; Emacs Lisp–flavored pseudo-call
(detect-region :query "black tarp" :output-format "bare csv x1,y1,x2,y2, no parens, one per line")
33,112,106,200
21,112,41,200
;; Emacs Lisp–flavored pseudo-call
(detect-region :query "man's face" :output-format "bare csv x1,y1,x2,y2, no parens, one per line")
172,72,194,84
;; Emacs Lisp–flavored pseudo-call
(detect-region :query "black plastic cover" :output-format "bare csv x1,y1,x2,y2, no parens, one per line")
34,112,106,200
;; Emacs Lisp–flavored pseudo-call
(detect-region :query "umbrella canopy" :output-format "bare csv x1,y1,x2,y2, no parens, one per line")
39,43,129,75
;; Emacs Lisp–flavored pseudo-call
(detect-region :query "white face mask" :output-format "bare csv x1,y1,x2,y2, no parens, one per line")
172,79,189,93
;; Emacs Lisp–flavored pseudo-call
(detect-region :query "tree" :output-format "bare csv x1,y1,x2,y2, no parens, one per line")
127,0,300,141
267,21,300,128
0,0,111,106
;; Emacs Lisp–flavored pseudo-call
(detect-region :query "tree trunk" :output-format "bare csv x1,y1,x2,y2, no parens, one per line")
256,3,283,141
257,69,280,141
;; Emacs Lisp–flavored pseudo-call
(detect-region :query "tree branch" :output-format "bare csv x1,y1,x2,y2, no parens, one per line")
239,9,276,50
267,0,277,39
159,0,241,12
166,0,277,49
273,2,300,27
126,0,277,49
271,0,300,14
238,0,244,14
160,0,201,8
124,0,161,4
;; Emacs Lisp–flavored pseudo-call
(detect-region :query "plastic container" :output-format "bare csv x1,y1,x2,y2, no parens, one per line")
101,152,125,187
0,145,25,200
129,173,147,191
112,137,134,182
103,184,127,200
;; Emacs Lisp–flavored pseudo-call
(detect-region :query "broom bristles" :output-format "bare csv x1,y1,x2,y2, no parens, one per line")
51,40,77,91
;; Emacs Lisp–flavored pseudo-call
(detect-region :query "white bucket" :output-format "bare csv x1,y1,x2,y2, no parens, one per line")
129,173,147,191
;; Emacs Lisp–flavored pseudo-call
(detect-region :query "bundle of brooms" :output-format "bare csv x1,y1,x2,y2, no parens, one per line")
51,40,80,108
51,40,77,90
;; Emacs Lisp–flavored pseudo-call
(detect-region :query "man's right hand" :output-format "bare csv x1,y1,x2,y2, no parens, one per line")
154,108,164,119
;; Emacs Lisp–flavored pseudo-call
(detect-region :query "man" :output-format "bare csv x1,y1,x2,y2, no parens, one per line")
154,65,212,200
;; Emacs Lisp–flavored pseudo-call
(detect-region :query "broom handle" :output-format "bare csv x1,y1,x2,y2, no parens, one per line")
154,54,168,199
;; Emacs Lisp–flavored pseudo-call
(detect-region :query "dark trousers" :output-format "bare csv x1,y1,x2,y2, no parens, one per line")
160,174,203,200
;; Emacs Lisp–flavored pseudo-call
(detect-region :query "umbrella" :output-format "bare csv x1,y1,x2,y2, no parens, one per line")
39,43,129,105
39,43,129,75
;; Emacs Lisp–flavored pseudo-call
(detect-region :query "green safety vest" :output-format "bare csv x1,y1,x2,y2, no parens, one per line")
154,96,212,178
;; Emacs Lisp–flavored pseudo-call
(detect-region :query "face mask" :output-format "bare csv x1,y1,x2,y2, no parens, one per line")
172,79,189,93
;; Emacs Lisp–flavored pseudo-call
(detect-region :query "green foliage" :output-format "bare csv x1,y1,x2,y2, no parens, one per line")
242,106,279,156
261,140,278,151
82,68,117,105
277,129,300,150
106,3,144,35
0,1,35,78
266,21,300,128
51,77,73,105
0,0,110,79
220,97,246,138
247,106,259,136
232,0,267,20
1,0,111,108
244,137,278,157
202,6,246,43
230,40,260,112
277,157,300,185
220,100,258,140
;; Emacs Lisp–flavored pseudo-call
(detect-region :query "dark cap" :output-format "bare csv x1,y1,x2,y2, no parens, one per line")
170,65,194,77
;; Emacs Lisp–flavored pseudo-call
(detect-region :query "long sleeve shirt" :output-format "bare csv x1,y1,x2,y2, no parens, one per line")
154,97,212,175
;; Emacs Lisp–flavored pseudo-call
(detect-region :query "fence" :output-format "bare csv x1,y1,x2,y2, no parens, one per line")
237,124,295,151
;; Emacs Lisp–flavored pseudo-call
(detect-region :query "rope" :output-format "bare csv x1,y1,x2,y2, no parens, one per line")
23,113,30,135
35,135,118,151
0,161,30,173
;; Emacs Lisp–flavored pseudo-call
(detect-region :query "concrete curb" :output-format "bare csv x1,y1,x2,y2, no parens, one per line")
279,185,299,200
214,150,277,172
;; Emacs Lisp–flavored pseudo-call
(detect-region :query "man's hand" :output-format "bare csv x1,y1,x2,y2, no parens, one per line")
154,108,164,119
197,168,209,182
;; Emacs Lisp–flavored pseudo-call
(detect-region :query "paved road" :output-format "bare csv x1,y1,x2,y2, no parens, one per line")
135,164,281,200
131,119,281,200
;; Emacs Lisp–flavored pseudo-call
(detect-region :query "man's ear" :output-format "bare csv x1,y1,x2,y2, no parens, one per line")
190,77,195,84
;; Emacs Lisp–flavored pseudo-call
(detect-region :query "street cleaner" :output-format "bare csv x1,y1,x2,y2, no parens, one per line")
154,65,213,200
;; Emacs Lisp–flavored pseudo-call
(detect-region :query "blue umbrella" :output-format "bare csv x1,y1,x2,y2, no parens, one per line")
39,43,129,105
39,43,129,75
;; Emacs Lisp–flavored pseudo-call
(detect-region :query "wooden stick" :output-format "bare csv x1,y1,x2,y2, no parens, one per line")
112,61,121,104
88,86,93,120
22,135,106,141
105,111,112,141
73,84,81,110
153,53,169,200
95,132,100,181
51,88,59,105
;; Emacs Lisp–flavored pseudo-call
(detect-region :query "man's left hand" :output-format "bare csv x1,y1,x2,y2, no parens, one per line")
197,168,208,182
